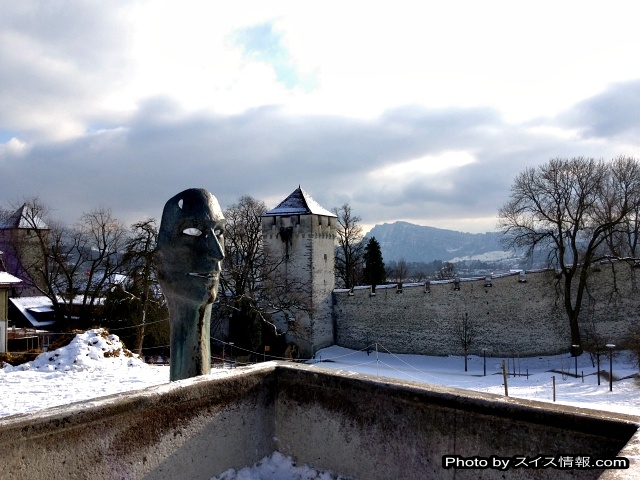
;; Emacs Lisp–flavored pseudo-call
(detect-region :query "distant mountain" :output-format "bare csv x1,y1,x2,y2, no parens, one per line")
365,221,515,264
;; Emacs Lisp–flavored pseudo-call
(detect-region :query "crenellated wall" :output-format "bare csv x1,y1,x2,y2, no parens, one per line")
333,265,640,357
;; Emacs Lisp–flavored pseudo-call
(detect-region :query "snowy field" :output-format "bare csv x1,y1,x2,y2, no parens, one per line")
1,330,638,479
310,345,640,416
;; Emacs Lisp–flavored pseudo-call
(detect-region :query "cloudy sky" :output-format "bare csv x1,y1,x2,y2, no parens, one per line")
1,1,640,233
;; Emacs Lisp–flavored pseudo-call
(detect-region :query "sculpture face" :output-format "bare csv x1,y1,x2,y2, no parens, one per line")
157,188,225,304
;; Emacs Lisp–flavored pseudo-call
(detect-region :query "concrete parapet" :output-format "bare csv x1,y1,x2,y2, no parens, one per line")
0,366,277,480
0,363,637,479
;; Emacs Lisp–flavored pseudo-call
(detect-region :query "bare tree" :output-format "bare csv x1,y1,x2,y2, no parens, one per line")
121,219,161,355
1,198,128,326
627,324,640,370
0,207,11,223
333,203,364,289
102,219,168,358
437,262,456,280
581,297,607,370
622,205,640,258
75,208,127,314
0,198,49,293
498,156,640,355
456,312,475,372
218,195,310,356
389,258,409,286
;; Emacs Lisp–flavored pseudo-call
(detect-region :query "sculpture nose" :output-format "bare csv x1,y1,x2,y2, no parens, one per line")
208,229,225,260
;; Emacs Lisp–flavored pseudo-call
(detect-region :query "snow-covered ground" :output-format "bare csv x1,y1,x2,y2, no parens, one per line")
1,330,638,479
0,329,169,418
310,345,640,416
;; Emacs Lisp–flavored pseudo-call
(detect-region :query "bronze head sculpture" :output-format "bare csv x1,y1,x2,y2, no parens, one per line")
157,188,225,381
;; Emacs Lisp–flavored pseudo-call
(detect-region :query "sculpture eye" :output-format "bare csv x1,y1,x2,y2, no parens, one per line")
182,228,202,236
214,228,223,236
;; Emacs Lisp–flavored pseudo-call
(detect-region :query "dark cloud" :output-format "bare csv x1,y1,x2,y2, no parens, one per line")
2,3,640,235
0,1,135,139
559,80,640,139
1,99,610,233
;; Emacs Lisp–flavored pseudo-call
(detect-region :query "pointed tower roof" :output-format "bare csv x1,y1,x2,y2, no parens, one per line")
0,204,49,230
263,186,336,217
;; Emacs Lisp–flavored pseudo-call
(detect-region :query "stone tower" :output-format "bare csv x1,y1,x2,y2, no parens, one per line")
261,186,336,358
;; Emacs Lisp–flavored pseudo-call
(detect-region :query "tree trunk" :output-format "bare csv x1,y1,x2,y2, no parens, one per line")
136,308,146,356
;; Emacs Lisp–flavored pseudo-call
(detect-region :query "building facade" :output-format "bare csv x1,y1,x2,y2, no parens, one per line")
0,254,22,352
261,187,337,357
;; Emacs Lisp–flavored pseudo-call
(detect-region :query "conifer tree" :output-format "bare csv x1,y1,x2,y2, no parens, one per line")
362,237,386,286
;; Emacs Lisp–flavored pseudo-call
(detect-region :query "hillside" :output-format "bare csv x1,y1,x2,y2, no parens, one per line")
365,221,515,264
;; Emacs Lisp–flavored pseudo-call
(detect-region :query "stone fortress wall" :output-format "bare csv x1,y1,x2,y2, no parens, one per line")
259,187,640,360
333,264,640,357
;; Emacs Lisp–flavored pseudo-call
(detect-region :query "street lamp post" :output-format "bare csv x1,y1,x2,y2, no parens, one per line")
571,345,580,377
596,351,601,386
606,344,615,392
229,342,234,369
482,349,487,377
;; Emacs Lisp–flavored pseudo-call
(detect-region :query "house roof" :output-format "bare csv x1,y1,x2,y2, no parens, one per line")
9,296,56,327
0,204,49,230
263,186,336,217
0,271,22,286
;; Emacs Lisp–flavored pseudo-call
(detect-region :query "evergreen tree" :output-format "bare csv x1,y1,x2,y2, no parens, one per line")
362,237,386,286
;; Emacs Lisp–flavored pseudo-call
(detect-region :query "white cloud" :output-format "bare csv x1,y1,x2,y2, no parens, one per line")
0,137,31,159
2,1,640,234
370,151,475,179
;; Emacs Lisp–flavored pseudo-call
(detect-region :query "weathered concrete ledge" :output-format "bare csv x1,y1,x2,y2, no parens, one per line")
0,362,637,479
0,365,277,480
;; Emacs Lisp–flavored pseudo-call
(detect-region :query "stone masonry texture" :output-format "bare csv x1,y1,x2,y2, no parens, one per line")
333,265,640,357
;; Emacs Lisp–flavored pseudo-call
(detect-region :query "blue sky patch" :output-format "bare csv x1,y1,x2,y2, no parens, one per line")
232,22,316,91
0,131,19,144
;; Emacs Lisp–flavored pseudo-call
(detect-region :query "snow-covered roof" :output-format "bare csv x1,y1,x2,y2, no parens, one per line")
263,186,336,217
0,204,49,230
10,296,56,327
0,271,21,285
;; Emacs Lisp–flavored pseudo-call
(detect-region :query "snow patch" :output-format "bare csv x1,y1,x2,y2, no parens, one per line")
449,250,518,262
3,328,144,373
211,451,349,480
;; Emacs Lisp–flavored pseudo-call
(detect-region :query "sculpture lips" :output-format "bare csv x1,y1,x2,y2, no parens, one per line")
188,273,219,279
